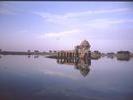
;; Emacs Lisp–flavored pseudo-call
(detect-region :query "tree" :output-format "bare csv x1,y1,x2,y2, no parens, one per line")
49,50,52,53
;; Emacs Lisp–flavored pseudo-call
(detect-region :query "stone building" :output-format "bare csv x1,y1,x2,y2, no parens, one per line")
75,40,91,59
117,51,130,61
57,40,91,59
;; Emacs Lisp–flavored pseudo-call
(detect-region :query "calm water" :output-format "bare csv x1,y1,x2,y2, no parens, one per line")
0,55,133,100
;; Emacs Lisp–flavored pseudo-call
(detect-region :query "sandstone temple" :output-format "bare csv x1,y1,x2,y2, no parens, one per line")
57,40,91,60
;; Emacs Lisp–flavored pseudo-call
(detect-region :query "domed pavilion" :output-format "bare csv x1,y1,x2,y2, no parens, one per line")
75,40,91,59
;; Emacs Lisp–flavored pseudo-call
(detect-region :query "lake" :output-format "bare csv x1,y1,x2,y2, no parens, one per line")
0,55,133,100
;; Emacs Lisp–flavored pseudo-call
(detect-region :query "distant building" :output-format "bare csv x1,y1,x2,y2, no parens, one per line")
107,52,115,59
27,50,31,55
117,51,130,61
91,50,101,59
117,51,130,54
54,51,57,53
34,50,39,55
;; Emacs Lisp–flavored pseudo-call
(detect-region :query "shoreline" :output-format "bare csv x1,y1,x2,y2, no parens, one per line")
0,50,133,61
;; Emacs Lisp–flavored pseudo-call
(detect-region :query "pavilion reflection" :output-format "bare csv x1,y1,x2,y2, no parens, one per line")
27,55,39,58
28,55,31,58
57,58,91,77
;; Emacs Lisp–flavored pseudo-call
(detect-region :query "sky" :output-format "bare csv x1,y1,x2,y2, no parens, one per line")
0,1,133,52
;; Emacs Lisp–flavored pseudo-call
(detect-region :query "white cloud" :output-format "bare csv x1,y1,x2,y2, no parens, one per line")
34,8,131,24
108,19,133,24
33,12,72,25
0,2,29,15
64,8,130,18
33,8,133,32
36,18,133,41
84,19,133,29
0,8,15,15
92,8,130,14
0,2,16,15
34,7,133,41
39,29,81,39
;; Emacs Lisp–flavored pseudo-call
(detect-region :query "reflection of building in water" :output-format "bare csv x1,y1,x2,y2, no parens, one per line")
74,58,91,77
34,55,39,58
27,55,39,58
0,55,2,59
28,55,31,58
57,58,91,77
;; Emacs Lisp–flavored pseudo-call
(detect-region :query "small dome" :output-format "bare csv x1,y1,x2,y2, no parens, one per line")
80,40,90,48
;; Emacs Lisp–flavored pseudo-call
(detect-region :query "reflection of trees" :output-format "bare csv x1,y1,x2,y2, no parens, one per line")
34,55,39,58
27,55,39,58
57,57,91,77
28,55,31,58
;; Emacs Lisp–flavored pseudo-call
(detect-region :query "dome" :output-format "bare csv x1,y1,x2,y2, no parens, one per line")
80,40,90,48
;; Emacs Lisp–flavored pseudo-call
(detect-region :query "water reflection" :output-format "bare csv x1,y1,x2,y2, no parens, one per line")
117,56,130,61
74,58,91,77
34,55,39,58
28,55,31,58
0,55,133,100
57,58,91,77
27,55,39,58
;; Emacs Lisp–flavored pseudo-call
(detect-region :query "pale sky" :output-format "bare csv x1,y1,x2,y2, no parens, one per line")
0,2,133,52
